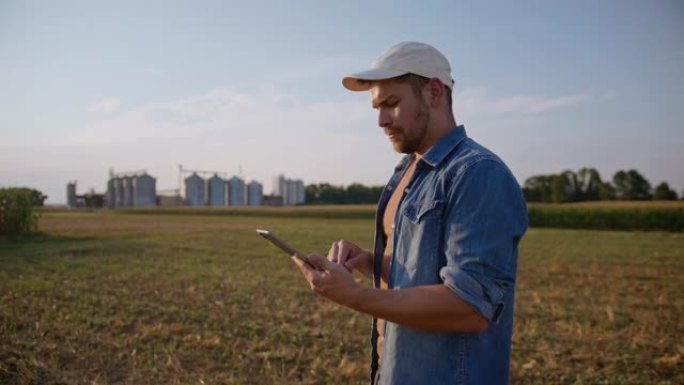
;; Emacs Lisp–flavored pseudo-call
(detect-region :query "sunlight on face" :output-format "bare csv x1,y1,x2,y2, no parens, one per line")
370,80,430,154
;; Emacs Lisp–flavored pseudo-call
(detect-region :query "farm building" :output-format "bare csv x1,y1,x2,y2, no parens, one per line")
273,175,305,205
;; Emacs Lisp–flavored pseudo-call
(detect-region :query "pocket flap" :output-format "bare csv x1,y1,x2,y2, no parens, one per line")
403,200,443,224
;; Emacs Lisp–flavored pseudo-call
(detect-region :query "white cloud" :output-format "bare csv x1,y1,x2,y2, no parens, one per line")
77,87,591,148
454,88,591,117
71,87,374,146
88,98,121,114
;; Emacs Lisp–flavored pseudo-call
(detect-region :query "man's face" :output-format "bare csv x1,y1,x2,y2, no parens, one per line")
370,80,430,154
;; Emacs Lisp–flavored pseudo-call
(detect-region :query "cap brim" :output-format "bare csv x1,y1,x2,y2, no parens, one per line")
342,68,407,91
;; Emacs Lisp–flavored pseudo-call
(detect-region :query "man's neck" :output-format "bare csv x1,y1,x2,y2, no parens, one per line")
415,120,457,156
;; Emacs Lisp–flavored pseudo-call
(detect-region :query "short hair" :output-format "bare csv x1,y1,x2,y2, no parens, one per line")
359,74,453,110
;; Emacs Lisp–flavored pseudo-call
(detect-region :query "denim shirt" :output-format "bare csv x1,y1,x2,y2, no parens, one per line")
370,125,528,385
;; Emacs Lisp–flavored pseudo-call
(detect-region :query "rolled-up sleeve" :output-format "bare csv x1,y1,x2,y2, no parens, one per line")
439,159,528,323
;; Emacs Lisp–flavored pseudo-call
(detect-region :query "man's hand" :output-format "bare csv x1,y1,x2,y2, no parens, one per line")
327,240,373,279
292,254,488,332
291,254,365,307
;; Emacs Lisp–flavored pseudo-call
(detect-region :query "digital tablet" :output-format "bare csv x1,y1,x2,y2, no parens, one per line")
256,228,310,265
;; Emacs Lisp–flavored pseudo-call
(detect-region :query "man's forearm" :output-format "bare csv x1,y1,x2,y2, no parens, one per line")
343,284,488,332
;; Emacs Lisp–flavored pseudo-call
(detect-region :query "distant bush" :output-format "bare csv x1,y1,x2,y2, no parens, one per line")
528,206,683,232
0,188,41,237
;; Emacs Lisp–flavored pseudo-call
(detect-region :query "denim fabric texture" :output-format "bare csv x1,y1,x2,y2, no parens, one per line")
369,125,528,385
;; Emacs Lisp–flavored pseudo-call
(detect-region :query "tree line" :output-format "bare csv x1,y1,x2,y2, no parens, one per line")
305,168,681,205
305,183,384,204
522,168,680,203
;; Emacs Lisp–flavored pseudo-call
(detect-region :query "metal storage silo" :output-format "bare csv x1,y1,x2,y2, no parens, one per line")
247,181,263,206
113,177,124,207
106,178,115,208
185,173,205,206
66,181,77,207
207,174,226,207
273,174,286,196
286,179,297,205
294,179,305,204
123,176,134,207
228,176,245,206
134,173,156,206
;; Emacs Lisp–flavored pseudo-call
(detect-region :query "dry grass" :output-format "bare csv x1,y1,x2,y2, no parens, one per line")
513,230,684,384
1,210,683,384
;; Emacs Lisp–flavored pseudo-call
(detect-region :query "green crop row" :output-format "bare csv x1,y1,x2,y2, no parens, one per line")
527,206,683,232
65,204,684,232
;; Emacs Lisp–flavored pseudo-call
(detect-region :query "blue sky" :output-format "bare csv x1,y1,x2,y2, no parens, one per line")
1,0,683,204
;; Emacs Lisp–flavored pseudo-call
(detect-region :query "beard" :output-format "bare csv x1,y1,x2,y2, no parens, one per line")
390,101,430,154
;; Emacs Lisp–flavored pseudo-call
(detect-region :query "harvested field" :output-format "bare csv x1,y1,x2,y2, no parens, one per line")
1,210,682,384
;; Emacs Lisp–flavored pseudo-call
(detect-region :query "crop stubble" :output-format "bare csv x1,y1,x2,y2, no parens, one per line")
1,210,682,384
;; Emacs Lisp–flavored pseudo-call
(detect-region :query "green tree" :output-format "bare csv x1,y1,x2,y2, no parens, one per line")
613,169,652,200
551,170,581,203
524,169,603,203
577,168,602,201
305,183,383,204
598,182,616,200
522,174,553,202
653,182,678,200
0,188,41,237
346,183,383,204
306,183,343,204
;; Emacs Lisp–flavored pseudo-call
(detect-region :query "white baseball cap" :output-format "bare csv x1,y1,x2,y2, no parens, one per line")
342,41,454,92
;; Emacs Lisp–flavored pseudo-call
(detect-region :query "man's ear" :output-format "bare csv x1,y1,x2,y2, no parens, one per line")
427,78,445,109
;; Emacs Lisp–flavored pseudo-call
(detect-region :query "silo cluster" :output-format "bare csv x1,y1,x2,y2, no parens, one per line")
107,173,157,208
66,168,280,208
273,175,306,205
184,173,263,207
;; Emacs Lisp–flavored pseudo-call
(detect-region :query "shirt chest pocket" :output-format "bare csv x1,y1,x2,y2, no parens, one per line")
403,200,444,224
394,200,444,275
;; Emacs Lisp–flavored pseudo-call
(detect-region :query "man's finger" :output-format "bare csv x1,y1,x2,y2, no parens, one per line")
341,240,357,261
307,254,334,271
291,255,303,269
327,241,339,263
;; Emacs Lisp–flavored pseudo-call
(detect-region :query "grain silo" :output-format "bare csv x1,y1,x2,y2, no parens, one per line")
185,172,205,206
207,174,226,207
123,176,134,206
286,179,297,205
247,181,263,206
106,178,115,208
294,179,305,204
114,177,124,207
133,173,156,206
66,181,77,207
273,174,286,196
228,176,245,206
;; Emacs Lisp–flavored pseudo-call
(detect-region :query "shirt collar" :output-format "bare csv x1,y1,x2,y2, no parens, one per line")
420,125,467,168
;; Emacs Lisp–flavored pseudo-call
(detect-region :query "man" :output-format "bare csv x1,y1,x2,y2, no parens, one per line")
292,41,528,385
